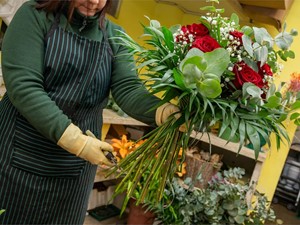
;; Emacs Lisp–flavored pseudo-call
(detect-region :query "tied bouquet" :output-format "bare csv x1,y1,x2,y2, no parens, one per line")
109,0,299,209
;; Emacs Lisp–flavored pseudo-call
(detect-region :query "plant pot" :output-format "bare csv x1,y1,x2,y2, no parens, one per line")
127,198,155,225
184,150,222,189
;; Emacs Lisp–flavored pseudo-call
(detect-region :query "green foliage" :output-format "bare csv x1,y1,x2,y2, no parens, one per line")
152,168,276,225
112,12,299,157
108,0,299,209
0,209,5,216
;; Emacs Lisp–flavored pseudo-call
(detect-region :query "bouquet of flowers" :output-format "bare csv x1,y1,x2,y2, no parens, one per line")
108,0,299,209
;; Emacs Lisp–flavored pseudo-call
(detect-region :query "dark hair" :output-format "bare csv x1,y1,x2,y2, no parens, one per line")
35,0,112,28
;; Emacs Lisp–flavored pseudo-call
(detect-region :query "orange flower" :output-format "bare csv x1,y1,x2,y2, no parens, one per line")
176,161,187,177
289,72,300,93
134,139,146,150
111,135,134,159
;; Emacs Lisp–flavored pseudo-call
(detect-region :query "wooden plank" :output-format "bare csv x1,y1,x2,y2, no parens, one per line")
239,0,293,9
190,131,266,162
103,109,148,126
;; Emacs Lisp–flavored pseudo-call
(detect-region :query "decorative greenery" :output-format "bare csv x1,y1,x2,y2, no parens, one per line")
108,0,299,209
152,167,276,225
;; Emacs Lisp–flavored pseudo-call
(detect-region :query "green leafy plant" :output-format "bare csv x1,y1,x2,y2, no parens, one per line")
108,0,299,208
152,167,276,225
0,209,5,216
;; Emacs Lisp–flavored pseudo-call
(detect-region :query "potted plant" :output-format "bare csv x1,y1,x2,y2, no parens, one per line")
184,146,223,188
151,167,276,225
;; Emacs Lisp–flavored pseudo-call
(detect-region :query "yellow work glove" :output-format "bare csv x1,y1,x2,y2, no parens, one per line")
155,103,180,126
57,123,114,166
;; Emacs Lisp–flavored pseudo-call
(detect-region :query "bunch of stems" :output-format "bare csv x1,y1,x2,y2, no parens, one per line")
107,117,186,213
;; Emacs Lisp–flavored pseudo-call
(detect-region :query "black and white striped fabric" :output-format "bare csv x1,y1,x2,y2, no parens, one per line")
0,16,112,224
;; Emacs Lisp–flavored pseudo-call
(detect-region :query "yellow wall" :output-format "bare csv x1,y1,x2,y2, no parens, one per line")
108,0,156,41
111,0,300,202
255,1,300,201
107,0,198,44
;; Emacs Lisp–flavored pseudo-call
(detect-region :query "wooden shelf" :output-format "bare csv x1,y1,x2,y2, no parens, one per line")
190,131,266,162
290,144,300,153
103,109,148,126
94,166,118,183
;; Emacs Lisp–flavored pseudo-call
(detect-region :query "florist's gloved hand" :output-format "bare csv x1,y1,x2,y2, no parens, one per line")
57,123,114,166
155,103,180,126
156,103,187,132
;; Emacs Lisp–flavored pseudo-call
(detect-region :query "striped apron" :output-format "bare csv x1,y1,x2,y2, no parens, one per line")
0,15,112,224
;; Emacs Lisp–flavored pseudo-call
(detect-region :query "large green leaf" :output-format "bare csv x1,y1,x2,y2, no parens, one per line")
253,43,268,66
161,26,174,52
275,31,294,50
243,83,262,98
238,120,246,151
253,27,274,47
229,115,240,140
203,73,220,81
246,123,261,158
291,100,300,110
242,35,253,57
182,56,207,72
219,127,240,143
197,79,222,99
173,68,187,90
203,48,230,76
264,96,281,108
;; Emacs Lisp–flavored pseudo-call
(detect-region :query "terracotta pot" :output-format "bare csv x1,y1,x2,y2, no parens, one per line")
127,198,155,225
184,152,222,189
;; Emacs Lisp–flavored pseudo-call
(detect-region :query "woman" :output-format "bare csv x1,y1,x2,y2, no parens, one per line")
0,0,177,224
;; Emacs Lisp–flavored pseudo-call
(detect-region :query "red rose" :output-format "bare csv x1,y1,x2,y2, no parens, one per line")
258,62,273,77
192,35,221,52
177,23,209,43
229,30,244,44
187,23,209,37
232,62,264,89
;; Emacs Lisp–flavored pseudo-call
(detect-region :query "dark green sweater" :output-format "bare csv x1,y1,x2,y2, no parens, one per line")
1,0,159,143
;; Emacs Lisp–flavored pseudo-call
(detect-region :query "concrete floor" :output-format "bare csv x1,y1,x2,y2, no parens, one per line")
267,203,300,225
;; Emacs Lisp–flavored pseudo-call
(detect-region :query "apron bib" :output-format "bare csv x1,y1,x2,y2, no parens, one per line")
11,16,112,178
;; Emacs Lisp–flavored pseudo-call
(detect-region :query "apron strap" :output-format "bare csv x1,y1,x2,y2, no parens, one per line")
101,26,114,59
44,13,61,43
